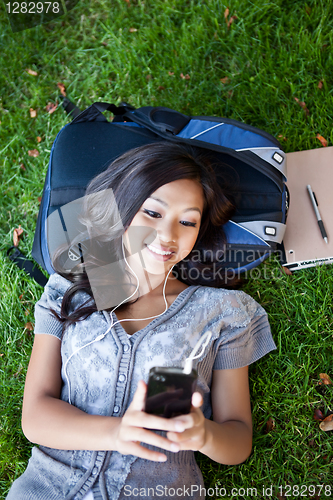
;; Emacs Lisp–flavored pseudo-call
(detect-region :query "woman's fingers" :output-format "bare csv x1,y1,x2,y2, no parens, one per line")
130,379,147,411
165,398,206,450
129,381,187,430
120,425,180,452
115,380,187,460
116,382,207,459
124,410,185,433
120,441,168,462
191,391,203,408
129,383,203,433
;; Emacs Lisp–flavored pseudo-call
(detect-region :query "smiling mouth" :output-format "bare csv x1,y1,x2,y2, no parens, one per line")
146,244,175,256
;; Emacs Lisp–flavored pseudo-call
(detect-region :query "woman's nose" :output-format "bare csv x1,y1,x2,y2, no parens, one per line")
157,221,176,244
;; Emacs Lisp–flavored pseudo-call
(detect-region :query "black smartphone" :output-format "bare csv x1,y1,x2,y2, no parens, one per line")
145,367,198,418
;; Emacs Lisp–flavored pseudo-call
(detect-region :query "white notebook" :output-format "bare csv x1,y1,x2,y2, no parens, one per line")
283,146,333,270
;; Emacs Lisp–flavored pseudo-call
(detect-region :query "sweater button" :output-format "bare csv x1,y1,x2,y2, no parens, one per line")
92,466,98,476
118,374,126,382
113,405,120,413
123,344,129,352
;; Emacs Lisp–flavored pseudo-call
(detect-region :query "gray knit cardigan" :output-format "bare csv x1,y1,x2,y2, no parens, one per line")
6,274,276,500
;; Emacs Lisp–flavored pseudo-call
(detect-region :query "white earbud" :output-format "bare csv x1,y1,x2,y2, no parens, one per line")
183,331,212,374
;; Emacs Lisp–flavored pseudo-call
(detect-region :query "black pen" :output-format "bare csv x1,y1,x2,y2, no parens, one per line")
306,185,328,244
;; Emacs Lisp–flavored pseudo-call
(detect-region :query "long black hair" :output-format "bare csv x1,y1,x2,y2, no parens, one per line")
51,141,237,329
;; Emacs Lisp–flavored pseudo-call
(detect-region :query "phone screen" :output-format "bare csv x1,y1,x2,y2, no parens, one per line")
145,367,197,418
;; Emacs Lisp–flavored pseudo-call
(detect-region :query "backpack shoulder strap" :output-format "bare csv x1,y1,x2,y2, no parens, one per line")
7,247,48,287
71,102,136,124
60,96,82,119
123,106,191,135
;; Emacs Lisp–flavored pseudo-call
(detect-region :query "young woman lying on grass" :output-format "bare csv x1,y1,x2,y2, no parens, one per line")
7,142,276,500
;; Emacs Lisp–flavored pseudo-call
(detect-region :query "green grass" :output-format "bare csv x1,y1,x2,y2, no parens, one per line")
1,0,333,497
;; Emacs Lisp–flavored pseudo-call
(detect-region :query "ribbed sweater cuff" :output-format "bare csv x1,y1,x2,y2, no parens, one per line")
34,316,62,339
213,317,276,370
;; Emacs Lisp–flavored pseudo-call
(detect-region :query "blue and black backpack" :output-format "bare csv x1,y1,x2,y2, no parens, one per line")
9,100,288,286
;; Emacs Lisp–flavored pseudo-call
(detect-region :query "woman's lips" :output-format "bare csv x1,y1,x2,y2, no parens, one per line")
145,244,175,261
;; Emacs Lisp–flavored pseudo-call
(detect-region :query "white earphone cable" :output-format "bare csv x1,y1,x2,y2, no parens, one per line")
64,236,175,404
183,330,212,374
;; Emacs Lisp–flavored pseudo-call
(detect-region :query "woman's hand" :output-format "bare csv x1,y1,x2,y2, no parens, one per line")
115,367,253,465
114,380,188,462
166,392,207,452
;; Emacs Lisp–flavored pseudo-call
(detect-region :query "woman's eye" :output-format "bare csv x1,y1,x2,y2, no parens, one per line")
143,209,161,218
181,221,197,227
143,209,197,227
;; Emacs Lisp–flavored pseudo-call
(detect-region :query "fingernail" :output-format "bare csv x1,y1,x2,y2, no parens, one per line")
158,455,167,462
175,422,185,432
170,443,180,453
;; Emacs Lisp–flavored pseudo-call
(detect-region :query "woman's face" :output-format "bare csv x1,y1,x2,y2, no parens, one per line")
123,178,204,276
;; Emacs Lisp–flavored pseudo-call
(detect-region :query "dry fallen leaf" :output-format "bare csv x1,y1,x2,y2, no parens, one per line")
278,134,287,142
314,409,324,421
26,68,38,76
319,373,332,385
101,41,108,46
316,134,328,147
276,494,287,500
319,414,333,432
318,80,323,89
46,102,58,114
57,82,66,97
224,7,237,29
38,196,42,204
36,136,42,143
220,77,229,84
25,321,34,331
13,225,24,247
29,108,37,118
129,27,138,32
294,97,309,115
146,74,152,80
227,15,237,29
281,266,292,275
157,86,165,91
168,71,174,76
180,73,190,80
20,163,26,171
265,417,275,433
28,149,39,157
